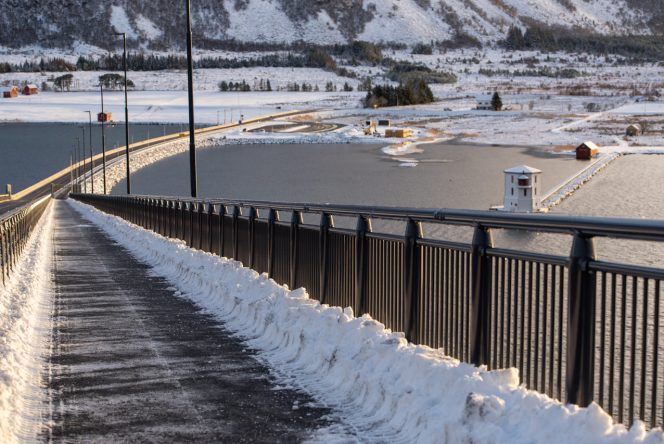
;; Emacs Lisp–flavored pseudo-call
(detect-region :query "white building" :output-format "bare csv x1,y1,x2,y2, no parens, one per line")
501,165,543,213
476,95,493,110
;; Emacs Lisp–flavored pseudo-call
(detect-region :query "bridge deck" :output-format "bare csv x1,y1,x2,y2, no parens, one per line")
45,201,339,441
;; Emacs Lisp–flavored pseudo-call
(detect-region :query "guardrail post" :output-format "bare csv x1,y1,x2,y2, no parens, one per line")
319,213,333,304
248,207,257,268
197,202,204,250
167,200,174,238
566,233,596,407
231,206,239,260
219,205,226,256
470,224,493,367
267,209,277,278
354,216,371,316
206,203,214,253
1,224,6,286
404,218,423,342
289,210,301,290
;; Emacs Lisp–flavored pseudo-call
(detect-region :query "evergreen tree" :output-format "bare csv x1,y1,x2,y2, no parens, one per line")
491,92,503,111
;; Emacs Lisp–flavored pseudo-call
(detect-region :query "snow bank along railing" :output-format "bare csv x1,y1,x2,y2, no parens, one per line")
71,193,664,430
0,195,50,285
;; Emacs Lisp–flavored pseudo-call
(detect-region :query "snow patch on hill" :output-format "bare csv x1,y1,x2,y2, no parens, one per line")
224,0,346,44
109,5,138,40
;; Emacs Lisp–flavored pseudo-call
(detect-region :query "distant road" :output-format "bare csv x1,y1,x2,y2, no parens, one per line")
0,109,309,215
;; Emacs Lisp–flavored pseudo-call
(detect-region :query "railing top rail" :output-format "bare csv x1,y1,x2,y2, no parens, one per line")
79,194,664,242
1,195,51,223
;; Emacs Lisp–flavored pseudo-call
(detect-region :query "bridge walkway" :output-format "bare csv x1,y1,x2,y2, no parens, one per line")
45,201,340,442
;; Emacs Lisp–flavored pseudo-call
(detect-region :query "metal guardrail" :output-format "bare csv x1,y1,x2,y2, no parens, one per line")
0,195,51,285
71,193,664,429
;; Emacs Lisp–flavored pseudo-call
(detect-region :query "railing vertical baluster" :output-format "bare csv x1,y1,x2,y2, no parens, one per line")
207,203,214,253
404,218,422,343
470,224,493,367
289,211,301,291
319,213,333,304
354,216,371,316
267,209,277,278
566,233,596,407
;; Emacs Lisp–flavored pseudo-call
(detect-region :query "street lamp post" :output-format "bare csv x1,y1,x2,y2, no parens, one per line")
114,32,131,194
80,125,87,193
76,137,81,193
85,111,94,193
186,0,198,198
73,142,79,193
69,152,74,193
100,85,107,194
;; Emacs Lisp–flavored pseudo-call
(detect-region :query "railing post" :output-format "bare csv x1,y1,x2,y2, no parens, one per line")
566,233,596,407
289,210,301,290
267,209,277,278
231,206,239,260
248,207,257,268
168,200,174,238
354,216,371,316
219,204,226,256
197,202,204,250
404,218,423,342
319,213,333,304
206,203,214,253
470,224,493,367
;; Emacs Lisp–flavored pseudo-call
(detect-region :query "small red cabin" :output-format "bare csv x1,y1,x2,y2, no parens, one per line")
97,112,113,123
576,141,599,160
2,86,18,98
22,84,38,95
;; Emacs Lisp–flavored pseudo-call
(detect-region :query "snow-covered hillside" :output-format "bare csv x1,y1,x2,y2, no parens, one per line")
0,0,658,49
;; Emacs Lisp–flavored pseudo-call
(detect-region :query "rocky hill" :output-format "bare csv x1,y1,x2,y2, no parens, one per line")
1,0,660,50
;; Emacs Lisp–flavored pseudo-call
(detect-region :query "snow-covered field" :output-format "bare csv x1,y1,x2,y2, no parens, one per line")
1,45,663,148
68,198,664,443
0,200,53,443
0,89,363,124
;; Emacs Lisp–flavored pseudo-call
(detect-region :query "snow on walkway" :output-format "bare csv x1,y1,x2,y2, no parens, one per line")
69,198,664,443
0,201,54,443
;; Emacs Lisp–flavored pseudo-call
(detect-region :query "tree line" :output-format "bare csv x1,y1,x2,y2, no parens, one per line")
364,79,434,108
503,25,664,61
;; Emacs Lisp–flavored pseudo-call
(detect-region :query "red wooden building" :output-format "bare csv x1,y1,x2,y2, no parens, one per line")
97,112,113,123
576,141,599,160
22,84,38,95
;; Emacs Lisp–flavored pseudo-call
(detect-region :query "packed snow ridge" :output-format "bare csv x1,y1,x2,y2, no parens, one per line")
0,202,54,443
69,198,664,443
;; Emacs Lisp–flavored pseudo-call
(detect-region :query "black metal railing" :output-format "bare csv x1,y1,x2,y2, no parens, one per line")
71,193,664,429
1,195,51,285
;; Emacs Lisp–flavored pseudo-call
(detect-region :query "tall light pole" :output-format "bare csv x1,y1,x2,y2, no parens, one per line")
186,0,198,198
80,125,87,193
114,31,131,195
73,142,79,193
100,84,107,194
85,111,94,193
69,152,74,193
76,137,81,193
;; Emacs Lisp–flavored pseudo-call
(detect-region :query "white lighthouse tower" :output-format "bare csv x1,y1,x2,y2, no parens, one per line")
501,165,543,213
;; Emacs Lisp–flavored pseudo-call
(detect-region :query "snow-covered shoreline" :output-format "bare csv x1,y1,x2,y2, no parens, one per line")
69,198,663,443
0,201,54,443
